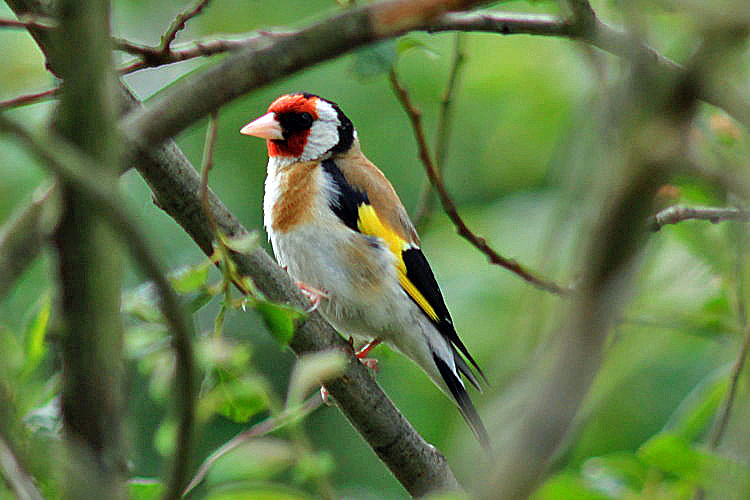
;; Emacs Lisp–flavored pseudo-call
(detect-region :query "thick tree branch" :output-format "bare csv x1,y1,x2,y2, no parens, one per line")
52,0,127,498
120,0,496,150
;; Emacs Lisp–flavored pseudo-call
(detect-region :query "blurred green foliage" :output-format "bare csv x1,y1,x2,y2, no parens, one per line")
2,0,750,499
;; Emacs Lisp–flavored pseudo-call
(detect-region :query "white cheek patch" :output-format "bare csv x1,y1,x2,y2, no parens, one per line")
298,99,342,161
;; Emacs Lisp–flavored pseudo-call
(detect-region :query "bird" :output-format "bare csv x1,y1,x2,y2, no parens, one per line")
240,92,489,449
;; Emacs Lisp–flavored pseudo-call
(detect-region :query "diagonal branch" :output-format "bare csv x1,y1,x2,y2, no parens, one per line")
389,68,571,295
160,0,212,52
413,32,466,229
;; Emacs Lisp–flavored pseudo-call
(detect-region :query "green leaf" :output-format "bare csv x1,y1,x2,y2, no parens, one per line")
199,376,269,423
171,262,211,293
664,367,729,441
396,36,438,58
127,478,164,500
637,434,701,481
532,471,610,500
203,483,311,500
220,231,260,254
286,350,347,409
154,419,176,457
256,301,305,345
207,438,296,485
292,451,334,483
123,284,162,324
350,41,397,80
22,293,51,376
581,452,648,493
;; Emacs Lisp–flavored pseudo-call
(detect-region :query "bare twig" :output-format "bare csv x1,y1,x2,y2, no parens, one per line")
0,15,55,30
0,87,58,109
413,32,466,229
183,393,325,497
710,328,750,446
649,205,750,231
0,114,197,500
199,112,220,236
115,32,288,74
565,0,596,33
161,0,212,52
0,437,45,500
389,69,571,295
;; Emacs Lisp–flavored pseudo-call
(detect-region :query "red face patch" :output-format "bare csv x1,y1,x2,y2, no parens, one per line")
266,94,319,158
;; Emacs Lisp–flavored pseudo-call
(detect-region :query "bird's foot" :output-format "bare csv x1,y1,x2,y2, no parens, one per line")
354,338,382,372
294,280,329,313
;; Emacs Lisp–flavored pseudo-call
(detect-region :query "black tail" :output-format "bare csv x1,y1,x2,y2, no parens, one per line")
433,353,491,452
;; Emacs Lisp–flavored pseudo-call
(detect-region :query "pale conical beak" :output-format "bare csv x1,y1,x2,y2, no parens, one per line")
240,112,284,140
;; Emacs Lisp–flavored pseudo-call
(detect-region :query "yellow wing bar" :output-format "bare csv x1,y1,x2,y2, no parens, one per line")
356,204,438,322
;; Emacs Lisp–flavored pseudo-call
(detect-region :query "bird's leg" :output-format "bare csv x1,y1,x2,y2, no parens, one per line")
355,338,382,358
294,280,329,313
355,338,382,371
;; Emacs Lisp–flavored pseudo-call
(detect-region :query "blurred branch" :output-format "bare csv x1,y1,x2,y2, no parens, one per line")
0,436,45,500
160,0,212,52
649,205,750,230
0,114,197,500
484,78,698,500
0,87,58,109
0,183,55,300
428,11,750,129
413,33,466,229
706,301,750,448
389,68,571,295
52,0,127,498
199,112,220,237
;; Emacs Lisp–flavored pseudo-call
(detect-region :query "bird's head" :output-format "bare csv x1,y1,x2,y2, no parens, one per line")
240,93,355,162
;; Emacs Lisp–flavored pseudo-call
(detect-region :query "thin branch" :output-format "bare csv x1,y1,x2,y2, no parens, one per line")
199,112,220,236
413,32,466,229
0,114,197,500
160,0,212,52
389,68,571,295
708,325,750,446
649,205,750,231
0,87,58,109
0,436,45,500
0,14,55,30
183,393,324,497
565,0,596,33
115,32,288,74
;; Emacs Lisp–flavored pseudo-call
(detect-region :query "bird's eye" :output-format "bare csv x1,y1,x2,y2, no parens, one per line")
298,112,313,127
278,111,315,137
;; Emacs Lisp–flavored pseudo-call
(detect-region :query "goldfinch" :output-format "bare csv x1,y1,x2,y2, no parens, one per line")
240,93,489,448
